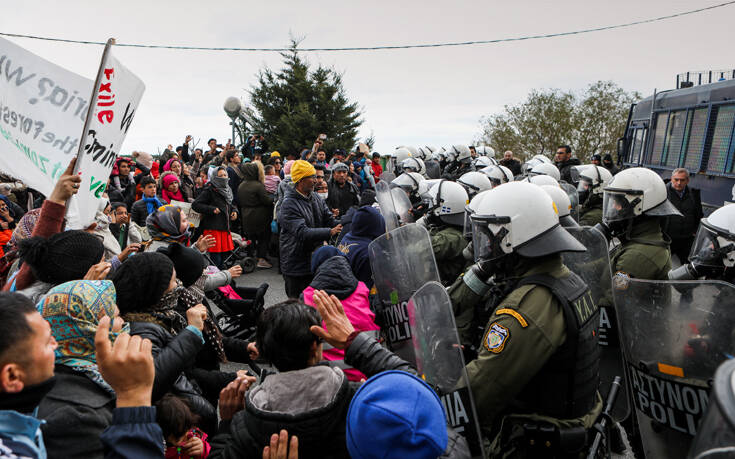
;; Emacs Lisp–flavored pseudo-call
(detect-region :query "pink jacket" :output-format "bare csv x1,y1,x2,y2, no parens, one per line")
302,282,380,381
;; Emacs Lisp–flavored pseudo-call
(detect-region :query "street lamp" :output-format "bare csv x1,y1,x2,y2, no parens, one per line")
223,97,242,147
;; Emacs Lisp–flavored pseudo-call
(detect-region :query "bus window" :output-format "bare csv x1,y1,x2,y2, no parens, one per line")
648,112,668,165
630,128,645,164
707,105,735,173
682,108,708,171
663,110,687,167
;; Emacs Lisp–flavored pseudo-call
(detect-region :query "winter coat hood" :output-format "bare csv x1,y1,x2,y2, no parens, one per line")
308,256,358,300
241,162,260,182
349,206,384,240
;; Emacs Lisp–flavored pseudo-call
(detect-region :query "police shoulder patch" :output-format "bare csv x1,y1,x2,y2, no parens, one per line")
483,322,510,354
613,271,631,290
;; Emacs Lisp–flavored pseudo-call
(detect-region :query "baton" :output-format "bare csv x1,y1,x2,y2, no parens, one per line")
586,376,622,459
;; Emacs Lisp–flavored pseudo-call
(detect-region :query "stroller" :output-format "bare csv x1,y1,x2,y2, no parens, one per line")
206,281,269,343
221,233,258,274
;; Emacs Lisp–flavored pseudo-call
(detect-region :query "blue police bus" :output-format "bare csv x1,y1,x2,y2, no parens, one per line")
619,70,735,213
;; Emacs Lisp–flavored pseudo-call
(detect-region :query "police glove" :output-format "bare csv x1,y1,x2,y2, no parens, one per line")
471,258,495,283
592,222,612,242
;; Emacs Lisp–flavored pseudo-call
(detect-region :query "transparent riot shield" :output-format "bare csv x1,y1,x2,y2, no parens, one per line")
375,180,413,233
560,182,580,222
407,282,485,458
563,227,630,422
613,278,735,458
368,224,440,364
688,359,735,459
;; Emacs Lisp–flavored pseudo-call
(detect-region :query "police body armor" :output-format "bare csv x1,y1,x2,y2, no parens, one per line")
512,272,600,418
613,278,735,459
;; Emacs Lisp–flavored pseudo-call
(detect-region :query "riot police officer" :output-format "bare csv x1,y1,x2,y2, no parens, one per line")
540,184,579,228
576,165,612,226
457,171,493,200
422,180,470,286
668,204,735,284
596,167,681,280
448,181,602,456
442,145,474,181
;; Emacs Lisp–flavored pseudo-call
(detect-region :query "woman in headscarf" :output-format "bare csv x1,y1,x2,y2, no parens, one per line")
93,198,141,271
145,205,214,254
111,252,217,434
237,162,274,269
161,174,185,204
36,279,125,459
192,166,238,269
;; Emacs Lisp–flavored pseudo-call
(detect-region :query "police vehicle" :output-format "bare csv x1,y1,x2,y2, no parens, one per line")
618,69,735,214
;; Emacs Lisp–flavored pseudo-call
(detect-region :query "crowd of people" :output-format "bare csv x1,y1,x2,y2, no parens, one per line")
0,130,723,459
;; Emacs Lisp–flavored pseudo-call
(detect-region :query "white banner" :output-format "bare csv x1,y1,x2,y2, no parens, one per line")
66,41,145,228
0,36,92,196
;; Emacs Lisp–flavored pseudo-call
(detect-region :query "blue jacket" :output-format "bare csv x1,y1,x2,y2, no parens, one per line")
338,206,385,288
0,409,46,459
100,407,163,459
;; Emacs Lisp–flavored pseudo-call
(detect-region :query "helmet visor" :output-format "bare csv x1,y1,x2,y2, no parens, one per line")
689,223,735,267
470,215,511,262
577,179,592,204
602,190,641,223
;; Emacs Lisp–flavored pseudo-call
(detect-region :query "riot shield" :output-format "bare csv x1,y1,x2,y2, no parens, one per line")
368,224,440,364
563,227,630,422
613,278,735,458
560,182,580,222
688,358,735,459
375,180,413,232
407,281,485,458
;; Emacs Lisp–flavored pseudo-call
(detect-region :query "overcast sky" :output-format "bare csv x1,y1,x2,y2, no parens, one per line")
1,0,732,155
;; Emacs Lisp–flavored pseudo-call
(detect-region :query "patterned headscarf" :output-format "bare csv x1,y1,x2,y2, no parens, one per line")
38,280,129,394
9,208,41,248
146,205,191,245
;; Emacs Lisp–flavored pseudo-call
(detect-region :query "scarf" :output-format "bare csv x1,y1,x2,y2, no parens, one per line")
10,208,41,248
146,207,192,245
0,377,56,413
162,187,184,204
38,280,129,395
179,274,227,362
211,176,233,205
143,195,165,214
125,280,188,335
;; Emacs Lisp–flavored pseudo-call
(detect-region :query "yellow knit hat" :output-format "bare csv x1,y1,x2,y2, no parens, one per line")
290,160,317,183
271,151,280,158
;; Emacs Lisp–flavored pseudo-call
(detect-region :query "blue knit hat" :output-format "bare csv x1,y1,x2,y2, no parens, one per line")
310,245,341,274
346,371,448,459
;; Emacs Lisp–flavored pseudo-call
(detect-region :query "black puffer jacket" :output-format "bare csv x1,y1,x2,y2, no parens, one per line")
192,183,236,232
127,322,217,433
326,179,359,219
663,183,703,240
277,187,338,276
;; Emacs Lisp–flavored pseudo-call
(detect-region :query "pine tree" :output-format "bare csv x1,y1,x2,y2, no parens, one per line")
247,40,362,156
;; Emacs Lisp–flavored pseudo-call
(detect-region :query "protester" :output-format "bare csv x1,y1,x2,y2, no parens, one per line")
111,252,218,434
225,150,244,206
132,176,165,227
602,153,619,175
337,206,384,288
109,157,149,208
162,174,186,204
36,280,124,459
302,246,380,382
326,163,360,219
370,152,383,178
278,160,341,298
109,202,143,249
237,162,274,269
93,199,141,270
275,160,295,215
192,167,238,268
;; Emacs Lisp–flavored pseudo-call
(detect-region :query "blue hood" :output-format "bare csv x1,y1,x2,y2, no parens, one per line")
349,206,385,240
